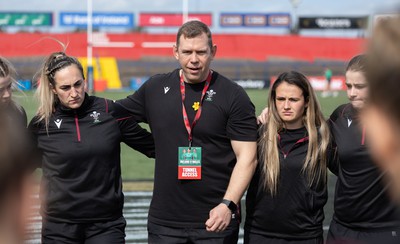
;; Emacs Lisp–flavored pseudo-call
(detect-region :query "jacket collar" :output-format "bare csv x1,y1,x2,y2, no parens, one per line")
55,93,91,115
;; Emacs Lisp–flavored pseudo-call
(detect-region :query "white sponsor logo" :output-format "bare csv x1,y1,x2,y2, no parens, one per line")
54,119,62,129
164,87,170,94
347,118,352,127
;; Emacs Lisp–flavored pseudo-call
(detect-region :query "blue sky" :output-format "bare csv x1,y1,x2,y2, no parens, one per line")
1,0,399,36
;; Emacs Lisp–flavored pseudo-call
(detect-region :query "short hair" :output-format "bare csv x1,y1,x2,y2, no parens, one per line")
176,20,213,49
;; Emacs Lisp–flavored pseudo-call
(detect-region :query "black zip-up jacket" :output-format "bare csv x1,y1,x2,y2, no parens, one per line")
245,127,329,240
329,103,400,230
29,94,155,223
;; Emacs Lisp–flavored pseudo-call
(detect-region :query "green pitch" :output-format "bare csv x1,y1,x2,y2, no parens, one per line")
16,89,348,180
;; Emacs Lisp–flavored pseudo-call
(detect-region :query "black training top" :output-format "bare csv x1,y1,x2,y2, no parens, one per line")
329,103,400,230
29,94,155,223
245,127,329,240
118,69,258,228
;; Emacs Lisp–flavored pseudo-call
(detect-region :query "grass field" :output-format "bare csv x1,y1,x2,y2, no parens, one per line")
16,89,348,182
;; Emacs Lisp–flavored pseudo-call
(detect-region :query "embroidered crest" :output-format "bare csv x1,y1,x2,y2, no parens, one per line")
90,111,101,123
205,89,216,101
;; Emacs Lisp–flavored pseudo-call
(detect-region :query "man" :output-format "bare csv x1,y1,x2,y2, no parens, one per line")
118,20,257,243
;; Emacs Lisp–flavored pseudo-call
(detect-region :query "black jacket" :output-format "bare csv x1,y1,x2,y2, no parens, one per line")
329,103,400,229
246,127,331,239
29,94,154,223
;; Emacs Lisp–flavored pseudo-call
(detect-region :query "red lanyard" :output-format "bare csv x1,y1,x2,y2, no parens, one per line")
180,70,212,147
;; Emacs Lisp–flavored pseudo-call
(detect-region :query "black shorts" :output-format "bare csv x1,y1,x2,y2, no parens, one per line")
147,219,239,244
42,216,126,244
244,231,323,244
327,218,400,244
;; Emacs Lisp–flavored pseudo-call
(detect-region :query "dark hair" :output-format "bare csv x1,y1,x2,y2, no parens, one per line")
176,20,213,49
366,16,400,122
271,71,310,104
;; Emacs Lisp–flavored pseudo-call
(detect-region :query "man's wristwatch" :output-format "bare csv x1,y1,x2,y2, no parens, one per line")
221,199,237,219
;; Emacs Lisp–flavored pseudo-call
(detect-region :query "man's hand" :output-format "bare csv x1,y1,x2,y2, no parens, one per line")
205,203,232,232
257,107,269,125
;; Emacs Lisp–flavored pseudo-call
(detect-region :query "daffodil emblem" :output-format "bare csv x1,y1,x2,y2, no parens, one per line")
192,102,200,111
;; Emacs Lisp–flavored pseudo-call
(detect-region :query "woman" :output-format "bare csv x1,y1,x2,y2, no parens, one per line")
29,51,155,243
245,71,331,243
0,108,33,244
0,56,27,127
327,55,400,244
363,15,400,204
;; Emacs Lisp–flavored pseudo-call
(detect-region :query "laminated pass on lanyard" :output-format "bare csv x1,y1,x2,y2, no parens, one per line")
177,70,212,180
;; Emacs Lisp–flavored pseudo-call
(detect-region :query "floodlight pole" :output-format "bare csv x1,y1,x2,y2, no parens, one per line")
87,0,94,95
289,0,301,34
182,0,188,24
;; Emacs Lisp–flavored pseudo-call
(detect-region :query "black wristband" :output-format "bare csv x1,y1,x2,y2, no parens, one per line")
221,199,237,213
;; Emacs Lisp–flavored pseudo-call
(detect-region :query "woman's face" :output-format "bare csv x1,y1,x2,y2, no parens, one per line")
52,64,86,109
0,76,12,107
275,81,306,129
345,70,369,110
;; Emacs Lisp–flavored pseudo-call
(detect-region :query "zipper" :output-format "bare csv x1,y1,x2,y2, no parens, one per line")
361,125,366,146
281,137,309,159
74,112,81,142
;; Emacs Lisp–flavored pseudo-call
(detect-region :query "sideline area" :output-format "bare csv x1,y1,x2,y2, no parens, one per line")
123,180,154,191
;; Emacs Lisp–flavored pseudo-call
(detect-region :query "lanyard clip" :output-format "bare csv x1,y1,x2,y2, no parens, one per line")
188,140,192,149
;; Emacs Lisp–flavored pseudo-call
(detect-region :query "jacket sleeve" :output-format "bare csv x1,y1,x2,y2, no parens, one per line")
116,80,148,123
327,138,339,176
327,104,348,175
26,117,43,170
108,100,155,158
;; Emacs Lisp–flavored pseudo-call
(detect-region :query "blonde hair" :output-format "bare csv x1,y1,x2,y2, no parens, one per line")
260,71,330,195
0,57,24,111
34,52,84,129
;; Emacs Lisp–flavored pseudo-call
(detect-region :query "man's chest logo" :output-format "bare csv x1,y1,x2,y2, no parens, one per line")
205,89,216,101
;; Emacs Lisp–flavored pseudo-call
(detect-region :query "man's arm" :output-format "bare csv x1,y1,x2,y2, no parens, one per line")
205,140,257,232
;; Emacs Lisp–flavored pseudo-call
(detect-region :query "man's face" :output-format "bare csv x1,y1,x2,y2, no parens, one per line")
174,32,216,84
